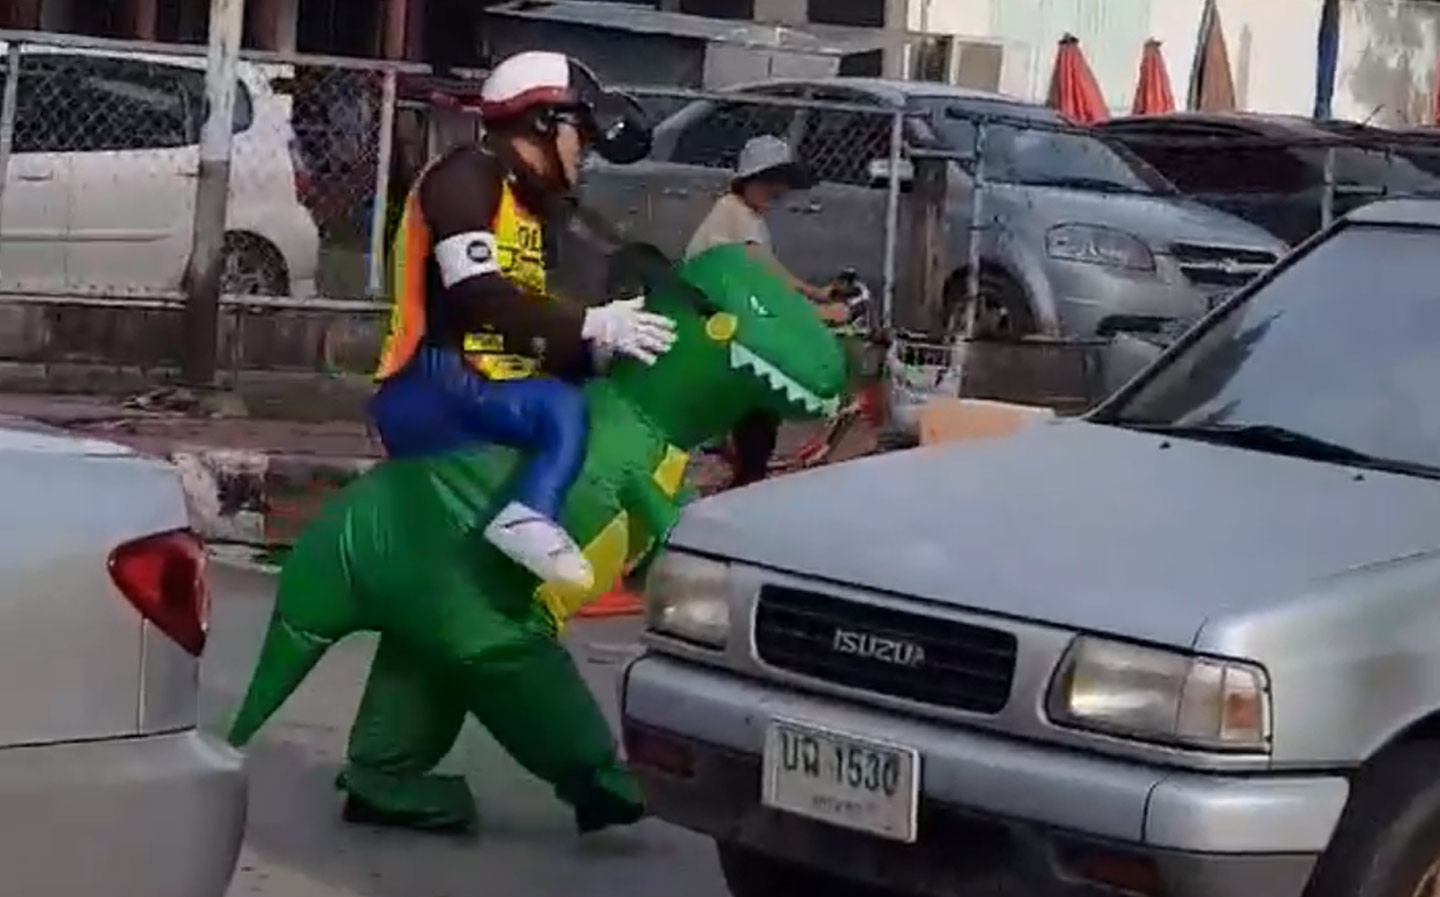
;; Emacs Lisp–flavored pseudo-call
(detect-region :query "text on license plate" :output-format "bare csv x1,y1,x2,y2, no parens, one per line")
761,719,920,842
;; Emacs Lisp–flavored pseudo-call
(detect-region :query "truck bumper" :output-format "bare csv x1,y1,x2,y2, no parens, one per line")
622,655,1347,897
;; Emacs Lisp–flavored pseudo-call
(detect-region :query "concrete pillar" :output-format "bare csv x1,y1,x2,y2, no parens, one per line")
246,0,280,49
2,0,42,29
121,0,159,39
37,0,69,31
383,0,408,59
753,0,805,25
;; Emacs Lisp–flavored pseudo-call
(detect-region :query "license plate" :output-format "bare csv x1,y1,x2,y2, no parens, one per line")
761,719,920,842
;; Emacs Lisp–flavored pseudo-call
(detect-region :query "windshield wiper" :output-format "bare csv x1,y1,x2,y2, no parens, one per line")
1119,422,1440,480
1018,176,1149,194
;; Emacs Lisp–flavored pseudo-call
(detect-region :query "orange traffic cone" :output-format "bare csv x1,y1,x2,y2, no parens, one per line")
575,580,644,618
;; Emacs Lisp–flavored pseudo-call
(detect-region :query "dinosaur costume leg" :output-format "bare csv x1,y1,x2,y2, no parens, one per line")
338,636,475,832
357,558,643,833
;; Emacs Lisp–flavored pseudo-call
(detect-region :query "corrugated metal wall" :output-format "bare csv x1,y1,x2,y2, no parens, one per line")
989,0,1153,109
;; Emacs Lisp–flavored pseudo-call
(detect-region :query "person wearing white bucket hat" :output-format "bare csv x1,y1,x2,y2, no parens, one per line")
685,135,836,304
686,134,846,488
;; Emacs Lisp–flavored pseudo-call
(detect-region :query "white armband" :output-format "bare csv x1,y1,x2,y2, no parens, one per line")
434,231,501,288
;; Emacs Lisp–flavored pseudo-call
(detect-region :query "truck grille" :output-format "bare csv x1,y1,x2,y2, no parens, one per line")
1170,243,1276,288
754,586,1017,714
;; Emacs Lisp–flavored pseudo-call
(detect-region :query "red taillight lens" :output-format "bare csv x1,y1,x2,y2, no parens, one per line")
293,169,312,202
108,529,209,656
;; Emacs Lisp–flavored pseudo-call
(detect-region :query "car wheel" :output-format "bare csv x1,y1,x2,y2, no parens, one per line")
716,843,896,897
221,233,289,297
942,268,1036,340
1306,742,1440,897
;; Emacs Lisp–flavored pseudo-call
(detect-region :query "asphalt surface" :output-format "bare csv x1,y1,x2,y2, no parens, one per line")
206,560,732,897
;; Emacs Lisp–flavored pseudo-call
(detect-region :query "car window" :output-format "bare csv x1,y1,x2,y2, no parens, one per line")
1328,146,1440,192
1105,224,1440,473
1108,126,1313,194
799,89,893,187
929,104,1171,194
6,54,253,154
670,95,799,169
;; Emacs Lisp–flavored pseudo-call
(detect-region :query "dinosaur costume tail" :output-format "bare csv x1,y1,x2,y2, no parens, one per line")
227,615,336,747
227,498,363,748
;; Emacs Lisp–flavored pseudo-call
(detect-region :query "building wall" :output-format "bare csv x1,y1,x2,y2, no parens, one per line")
900,0,1440,122
482,18,706,88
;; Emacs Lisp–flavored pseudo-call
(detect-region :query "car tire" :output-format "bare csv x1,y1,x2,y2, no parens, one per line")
221,233,289,297
1305,742,1440,897
716,843,895,897
942,268,1036,340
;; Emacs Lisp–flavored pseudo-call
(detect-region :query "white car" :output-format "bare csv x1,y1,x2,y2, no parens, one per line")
0,44,320,297
0,416,245,896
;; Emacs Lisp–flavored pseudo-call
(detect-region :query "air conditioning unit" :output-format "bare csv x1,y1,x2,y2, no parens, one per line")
909,34,1007,91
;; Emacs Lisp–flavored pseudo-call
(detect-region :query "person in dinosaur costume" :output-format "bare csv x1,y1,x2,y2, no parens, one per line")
226,243,848,835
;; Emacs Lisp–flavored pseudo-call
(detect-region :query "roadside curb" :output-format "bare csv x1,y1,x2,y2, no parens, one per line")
169,446,375,547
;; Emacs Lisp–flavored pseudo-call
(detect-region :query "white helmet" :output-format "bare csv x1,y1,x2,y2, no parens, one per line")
480,51,596,122
479,51,651,164
478,51,653,165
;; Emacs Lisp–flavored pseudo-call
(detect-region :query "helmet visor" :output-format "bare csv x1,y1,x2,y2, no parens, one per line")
565,59,652,165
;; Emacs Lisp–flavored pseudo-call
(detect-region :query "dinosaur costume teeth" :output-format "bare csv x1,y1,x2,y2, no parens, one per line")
729,342,837,416
225,244,847,837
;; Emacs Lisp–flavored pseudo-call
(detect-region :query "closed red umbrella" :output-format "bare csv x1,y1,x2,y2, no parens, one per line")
1132,39,1176,115
1046,34,1109,124
1432,53,1440,124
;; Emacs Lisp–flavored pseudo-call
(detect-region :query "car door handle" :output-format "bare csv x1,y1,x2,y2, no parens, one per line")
787,202,823,214
661,187,688,198
15,172,51,182
178,168,199,178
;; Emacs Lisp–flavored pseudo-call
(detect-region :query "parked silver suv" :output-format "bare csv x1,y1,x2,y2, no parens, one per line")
581,78,1287,335
623,198,1440,897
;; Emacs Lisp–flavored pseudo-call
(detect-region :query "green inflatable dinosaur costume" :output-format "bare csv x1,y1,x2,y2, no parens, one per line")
225,244,847,834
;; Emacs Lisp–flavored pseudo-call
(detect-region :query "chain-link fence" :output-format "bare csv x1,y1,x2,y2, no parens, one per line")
0,30,418,307
11,24,1440,401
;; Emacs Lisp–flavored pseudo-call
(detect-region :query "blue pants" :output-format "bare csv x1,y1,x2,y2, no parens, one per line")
369,346,588,519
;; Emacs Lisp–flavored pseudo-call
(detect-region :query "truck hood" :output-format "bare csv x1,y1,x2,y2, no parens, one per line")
988,182,1286,252
670,420,1440,646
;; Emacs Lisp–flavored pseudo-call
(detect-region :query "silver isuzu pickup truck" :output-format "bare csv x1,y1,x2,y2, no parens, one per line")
621,199,1440,897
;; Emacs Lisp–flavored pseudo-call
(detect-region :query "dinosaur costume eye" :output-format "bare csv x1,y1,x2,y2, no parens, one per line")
747,295,772,317
705,312,738,342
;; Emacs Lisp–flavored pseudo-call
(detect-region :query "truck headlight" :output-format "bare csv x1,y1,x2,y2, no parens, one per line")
643,551,731,648
1046,637,1270,751
1046,224,1155,271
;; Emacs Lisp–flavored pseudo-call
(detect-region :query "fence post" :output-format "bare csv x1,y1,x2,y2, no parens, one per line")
0,44,21,245
880,108,903,329
962,119,988,338
182,0,245,387
906,153,948,331
367,67,398,296
1320,144,1335,230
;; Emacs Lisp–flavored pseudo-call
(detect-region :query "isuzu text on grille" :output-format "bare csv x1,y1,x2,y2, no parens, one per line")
830,629,927,668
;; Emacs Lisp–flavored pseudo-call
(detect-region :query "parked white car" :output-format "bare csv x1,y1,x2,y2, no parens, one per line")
0,416,245,896
0,44,319,297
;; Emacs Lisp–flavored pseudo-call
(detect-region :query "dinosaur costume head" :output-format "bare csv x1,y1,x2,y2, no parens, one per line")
604,243,848,449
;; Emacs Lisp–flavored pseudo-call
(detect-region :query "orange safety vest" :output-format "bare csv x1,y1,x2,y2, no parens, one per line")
374,176,549,382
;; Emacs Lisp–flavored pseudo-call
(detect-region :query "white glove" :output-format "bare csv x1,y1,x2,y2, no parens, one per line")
581,296,677,366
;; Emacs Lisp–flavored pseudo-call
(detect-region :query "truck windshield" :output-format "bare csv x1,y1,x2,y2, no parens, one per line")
1100,224,1440,477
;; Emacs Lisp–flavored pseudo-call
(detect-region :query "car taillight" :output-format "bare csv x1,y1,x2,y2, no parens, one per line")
293,167,312,202
108,529,209,656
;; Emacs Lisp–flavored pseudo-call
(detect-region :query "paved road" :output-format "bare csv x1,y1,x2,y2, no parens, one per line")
206,561,732,897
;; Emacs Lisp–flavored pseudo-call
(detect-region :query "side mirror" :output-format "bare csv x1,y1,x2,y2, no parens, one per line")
867,157,914,191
